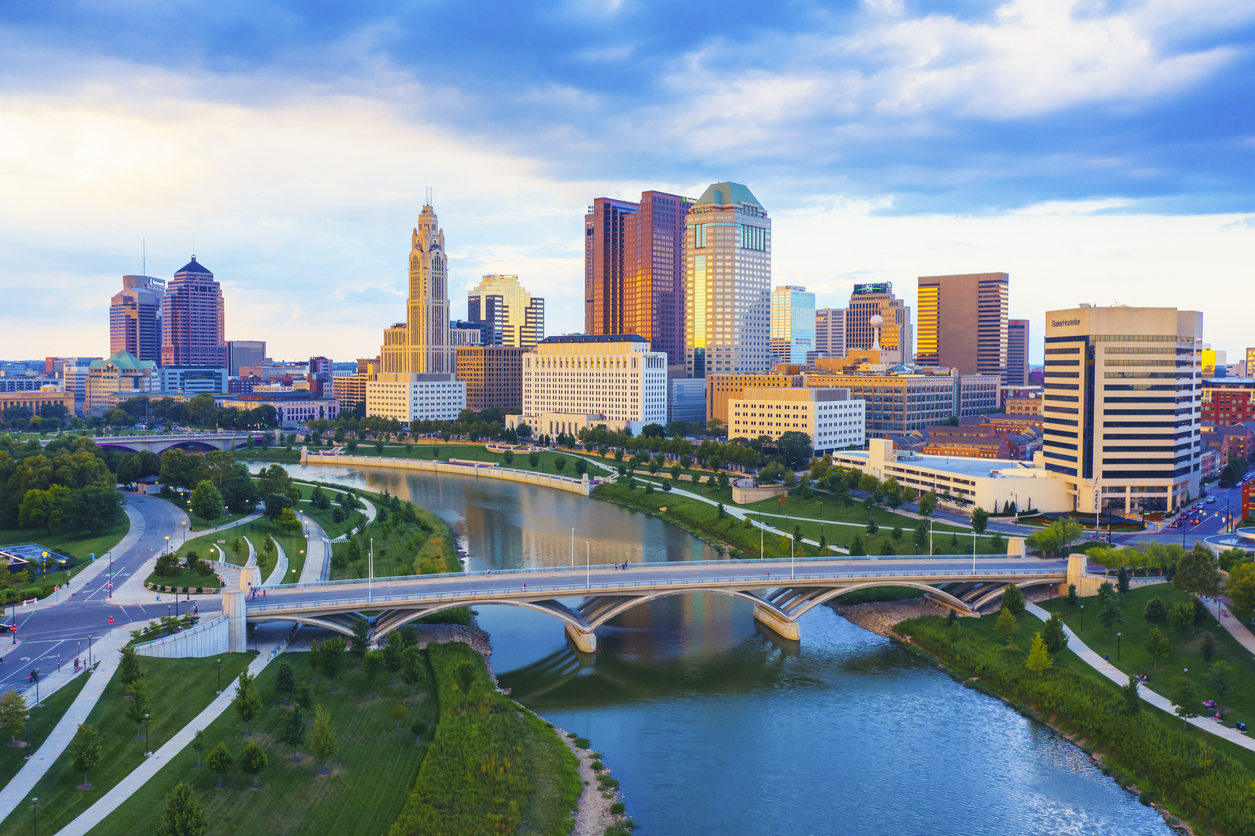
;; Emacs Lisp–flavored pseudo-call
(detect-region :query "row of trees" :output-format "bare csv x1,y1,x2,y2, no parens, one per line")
0,435,125,537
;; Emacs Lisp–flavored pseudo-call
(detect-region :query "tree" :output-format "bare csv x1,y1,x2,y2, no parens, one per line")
1200,631,1217,663
400,645,425,696
1171,678,1202,730
241,741,268,788
319,636,347,690
125,679,150,738
1143,596,1167,625
1116,566,1130,594
311,705,339,774
1098,601,1124,636
1227,562,1255,613
1207,660,1234,708
1174,542,1222,600
1042,612,1068,653
276,507,301,534
70,722,101,788
1121,675,1142,716
362,651,384,700
994,607,1019,648
913,522,928,551
1167,602,1193,648
410,716,425,745
350,616,370,662
1065,584,1078,612
275,662,296,706
918,492,937,517
390,701,407,729
891,524,903,542
0,691,29,744
1025,632,1052,678
1097,581,1116,609
234,670,262,735
849,535,866,556
278,705,306,763
157,782,209,836
382,631,406,685
1000,584,1026,616
294,682,315,714
1145,627,1169,670
190,729,207,767
1025,519,1083,557
207,742,234,788
528,452,540,467
971,507,989,535
946,608,959,628
189,480,224,525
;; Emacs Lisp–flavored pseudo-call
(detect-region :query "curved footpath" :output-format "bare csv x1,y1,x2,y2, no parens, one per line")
298,515,331,585
1024,602,1255,752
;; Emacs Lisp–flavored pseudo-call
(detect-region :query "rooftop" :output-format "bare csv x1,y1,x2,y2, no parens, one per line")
175,256,212,276
90,349,156,372
835,448,1045,479
693,182,763,210
540,334,648,344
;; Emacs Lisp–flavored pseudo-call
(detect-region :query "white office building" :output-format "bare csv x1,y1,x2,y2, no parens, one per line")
508,335,667,438
366,373,466,424
728,387,866,456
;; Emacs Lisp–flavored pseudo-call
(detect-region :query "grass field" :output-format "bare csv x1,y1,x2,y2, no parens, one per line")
0,517,130,585
86,651,437,836
292,483,357,541
0,673,91,788
329,494,458,582
1040,584,1255,733
327,442,591,479
0,654,255,836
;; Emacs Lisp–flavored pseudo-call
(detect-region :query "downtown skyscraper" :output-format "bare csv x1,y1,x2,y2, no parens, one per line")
684,182,771,377
161,257,226,367
382,202,454,375
110,274,165,364
770,286,815,365
845,283,912,363
585,190,693,365
916,272,1009,379
467,274,545,348
1007,318,1030,386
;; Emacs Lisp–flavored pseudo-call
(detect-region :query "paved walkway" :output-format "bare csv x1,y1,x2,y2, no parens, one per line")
0,627,138,821
335,495,377,542
57,624,293,836
1208,595,1255,655
1025,603,1255,752
262,542,288,587
299,518,331,585
110,500,192,605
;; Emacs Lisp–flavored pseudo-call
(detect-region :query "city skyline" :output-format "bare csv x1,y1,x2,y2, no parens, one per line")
3,3,1253,363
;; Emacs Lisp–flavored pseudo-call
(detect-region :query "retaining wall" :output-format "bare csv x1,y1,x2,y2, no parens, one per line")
300,451,595,496
135,615,229,658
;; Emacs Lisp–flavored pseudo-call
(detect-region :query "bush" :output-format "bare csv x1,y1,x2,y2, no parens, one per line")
610,802,626,815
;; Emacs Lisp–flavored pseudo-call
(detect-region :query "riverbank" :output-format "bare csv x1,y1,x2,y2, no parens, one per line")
891,609,1251,836
552,724,631,836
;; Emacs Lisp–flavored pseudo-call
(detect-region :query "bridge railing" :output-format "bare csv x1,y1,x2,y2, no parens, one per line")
247,567,1066,614
267,554,1063,592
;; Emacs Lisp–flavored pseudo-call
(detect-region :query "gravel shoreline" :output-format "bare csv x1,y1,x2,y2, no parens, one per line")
550,725,627,836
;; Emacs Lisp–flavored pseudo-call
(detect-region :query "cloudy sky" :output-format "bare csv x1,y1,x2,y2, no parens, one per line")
2,0,1253,365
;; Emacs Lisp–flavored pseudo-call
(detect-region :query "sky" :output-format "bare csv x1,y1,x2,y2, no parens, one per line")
2,0,1253,366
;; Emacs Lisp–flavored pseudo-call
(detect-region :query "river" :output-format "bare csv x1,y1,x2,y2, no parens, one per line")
270,462,1172,835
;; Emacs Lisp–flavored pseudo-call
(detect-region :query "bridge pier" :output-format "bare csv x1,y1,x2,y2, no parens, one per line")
752,604,800,642
564,623,597,653
223,589,248,652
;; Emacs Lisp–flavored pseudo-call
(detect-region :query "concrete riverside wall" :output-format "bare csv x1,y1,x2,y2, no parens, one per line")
301,452,594,496
135,615,229,658
223,589,247,652
731,479,787,505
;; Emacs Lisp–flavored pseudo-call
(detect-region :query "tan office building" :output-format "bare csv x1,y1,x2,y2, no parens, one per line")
917,272,1009,380
705,372,803,425
456,346,525,411
845,283,912,363
1044,305,1202,515
729,387,865,455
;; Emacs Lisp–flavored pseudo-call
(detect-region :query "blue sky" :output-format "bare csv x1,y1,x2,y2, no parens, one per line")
2,0,1253,364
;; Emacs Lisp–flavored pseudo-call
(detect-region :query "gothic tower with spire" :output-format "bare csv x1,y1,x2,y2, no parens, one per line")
382,202,453,374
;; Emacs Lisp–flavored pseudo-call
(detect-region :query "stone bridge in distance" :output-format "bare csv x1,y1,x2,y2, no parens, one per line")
83,432,265,455
234,556,1076,652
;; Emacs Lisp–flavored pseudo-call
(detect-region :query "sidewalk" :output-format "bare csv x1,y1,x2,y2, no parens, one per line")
57,625,292,836
1025,603,1255,752
0,627,138,821
333,495,377,542
262,541,288,587
298,518,330,585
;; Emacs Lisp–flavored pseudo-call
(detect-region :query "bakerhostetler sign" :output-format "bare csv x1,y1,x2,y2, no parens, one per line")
1052,318,1081,327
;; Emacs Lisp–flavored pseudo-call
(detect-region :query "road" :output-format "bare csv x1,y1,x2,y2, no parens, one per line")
0,494,220,692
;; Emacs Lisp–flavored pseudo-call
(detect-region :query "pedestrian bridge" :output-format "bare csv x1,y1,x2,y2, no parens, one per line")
237,556,1072,652
87,432,264,455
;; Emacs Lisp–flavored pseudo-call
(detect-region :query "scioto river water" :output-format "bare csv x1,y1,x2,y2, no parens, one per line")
272,462,1171,835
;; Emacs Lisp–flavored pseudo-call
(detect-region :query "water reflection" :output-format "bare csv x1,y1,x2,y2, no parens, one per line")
271,462,1172,836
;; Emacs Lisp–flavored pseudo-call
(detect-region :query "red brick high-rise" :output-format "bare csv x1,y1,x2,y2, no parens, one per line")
585,191,692,365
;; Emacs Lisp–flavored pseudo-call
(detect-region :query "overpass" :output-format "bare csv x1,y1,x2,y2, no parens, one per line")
85,432,265,455
237,556,1072,652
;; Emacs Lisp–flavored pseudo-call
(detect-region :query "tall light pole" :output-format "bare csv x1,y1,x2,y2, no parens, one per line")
369,537,374,603
216,658,222,694
571,528,574,568
1011,492,1018,525
586,542,590,589
1117,632,1122,662
972,529,977,574
144,713,151,757
31,798,37,836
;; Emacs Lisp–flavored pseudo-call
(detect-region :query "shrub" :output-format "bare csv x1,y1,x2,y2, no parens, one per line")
610,802,626,815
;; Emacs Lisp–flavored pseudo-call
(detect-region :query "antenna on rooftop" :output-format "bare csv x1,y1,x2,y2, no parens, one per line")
142,238,146,275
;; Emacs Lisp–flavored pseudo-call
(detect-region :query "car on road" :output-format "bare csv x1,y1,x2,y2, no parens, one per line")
1206,496,1218,505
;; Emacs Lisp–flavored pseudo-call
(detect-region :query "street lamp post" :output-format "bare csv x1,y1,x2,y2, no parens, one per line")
1012,492,1018,525
1080,604,1084,632
31,798,37,836
144,713,151,757
570,528,574,568
586,542,590,590
182,520,187,543
88,635,93,667
216,658,222,694
1117,632,1122,662
368,538,374,603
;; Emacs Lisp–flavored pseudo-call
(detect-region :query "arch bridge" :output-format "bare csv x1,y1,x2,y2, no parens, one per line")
86,432,264,455
240,556,1071,653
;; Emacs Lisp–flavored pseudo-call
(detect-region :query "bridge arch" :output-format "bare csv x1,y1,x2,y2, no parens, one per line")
580,587,783,630
371,598,590,643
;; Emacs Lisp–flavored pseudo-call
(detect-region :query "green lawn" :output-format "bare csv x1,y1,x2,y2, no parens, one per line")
85,651,437,836
1040,585,1255,732
327,442,591,479
0,673,91,788
224,519,310,586
0,654,255,836
0,517,130,585
330,494,458,581
189,511,250,532
292,483,356,541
